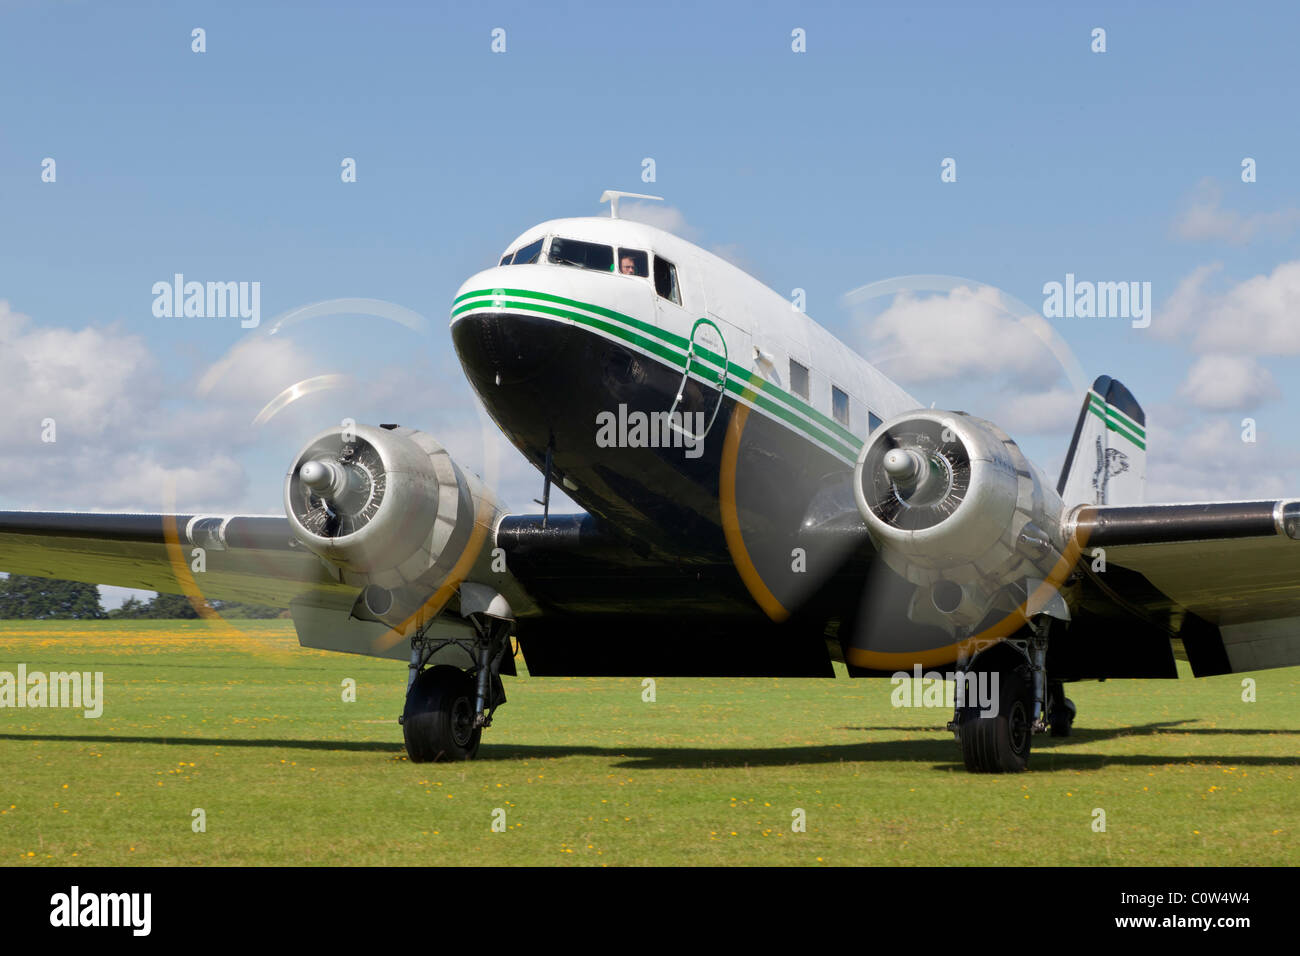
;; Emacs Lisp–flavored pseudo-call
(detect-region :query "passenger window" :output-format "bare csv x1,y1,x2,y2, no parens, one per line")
549,237,613,272
618,248,649,277
512,237,544,265
653,256,681,305
869,411,882,433
832,386,850,428
790,359,809,400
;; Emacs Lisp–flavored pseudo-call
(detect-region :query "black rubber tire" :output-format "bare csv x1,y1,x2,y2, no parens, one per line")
960,666,1033,773
1049,697,1077,738
402,665,482,762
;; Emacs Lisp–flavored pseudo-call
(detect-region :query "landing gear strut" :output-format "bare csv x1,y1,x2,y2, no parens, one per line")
399,587,513,762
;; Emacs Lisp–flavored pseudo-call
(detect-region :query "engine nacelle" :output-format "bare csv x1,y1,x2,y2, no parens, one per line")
853,411,1067,632
285,423,501,598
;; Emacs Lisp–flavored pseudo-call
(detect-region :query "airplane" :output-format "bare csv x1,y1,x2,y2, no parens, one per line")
2,189,1298,773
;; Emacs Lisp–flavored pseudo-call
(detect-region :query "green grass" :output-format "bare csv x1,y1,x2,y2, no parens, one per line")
0,619,1295,866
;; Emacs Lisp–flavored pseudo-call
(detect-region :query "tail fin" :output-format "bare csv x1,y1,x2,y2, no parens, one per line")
1057,375,1146,506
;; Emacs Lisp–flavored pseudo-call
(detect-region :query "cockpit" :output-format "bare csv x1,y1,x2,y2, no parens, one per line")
496,234,681,306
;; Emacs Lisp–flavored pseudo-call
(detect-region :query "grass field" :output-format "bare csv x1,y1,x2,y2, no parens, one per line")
0,619,1296,866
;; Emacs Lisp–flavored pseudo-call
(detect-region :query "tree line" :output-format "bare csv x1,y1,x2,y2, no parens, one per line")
0,575,284,620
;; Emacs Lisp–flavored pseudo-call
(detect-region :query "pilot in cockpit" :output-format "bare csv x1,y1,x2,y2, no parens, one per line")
620,255,638,275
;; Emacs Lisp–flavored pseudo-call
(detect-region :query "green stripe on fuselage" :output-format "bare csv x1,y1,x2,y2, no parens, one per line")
452,294,862,461
452,289,866,459
454,288,861,447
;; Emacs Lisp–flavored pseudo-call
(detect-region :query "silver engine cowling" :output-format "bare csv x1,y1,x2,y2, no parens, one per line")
853,411,1068,634
284,423,501,620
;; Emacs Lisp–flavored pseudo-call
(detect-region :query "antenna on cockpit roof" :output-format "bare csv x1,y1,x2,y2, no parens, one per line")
599,190,664,219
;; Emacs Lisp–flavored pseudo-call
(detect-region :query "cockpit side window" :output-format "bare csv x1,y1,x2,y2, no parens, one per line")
512,237,544,265
500,253,513,266
549,237,614,272
653,255,681,305
618,248,649,277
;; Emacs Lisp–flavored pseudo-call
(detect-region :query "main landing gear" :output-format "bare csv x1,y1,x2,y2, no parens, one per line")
399,586,514,762
949,615,1076,773
403,665,483,761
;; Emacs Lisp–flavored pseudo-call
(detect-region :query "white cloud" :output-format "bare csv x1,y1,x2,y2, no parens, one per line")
1177,354,1279,411
849,274,1298,502
0,300,253,512
1154,259,1300,356
990,387,1080,436
1145,417,1299,503
0,297,574,524
863,285,1056,385
618,202,694,238
0,301,161,442
1171,178,1300,244
0,441,250,514
1152,262,1222,341
1192,260,1300,355
1143,260,1300,499
93,452,249,512
196,335,325,407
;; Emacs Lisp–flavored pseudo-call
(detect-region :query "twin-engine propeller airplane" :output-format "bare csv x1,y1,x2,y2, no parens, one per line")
3,191,1298,772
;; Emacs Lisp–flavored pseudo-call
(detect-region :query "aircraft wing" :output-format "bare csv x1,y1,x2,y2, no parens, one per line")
0,508,829,674
1068,500,1300,675
0,511,347,609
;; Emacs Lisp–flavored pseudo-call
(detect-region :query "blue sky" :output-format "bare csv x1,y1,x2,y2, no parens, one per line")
2,1,1298,604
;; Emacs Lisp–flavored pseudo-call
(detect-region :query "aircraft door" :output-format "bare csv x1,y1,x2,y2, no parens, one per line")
668,316,729,442
657,252,730,443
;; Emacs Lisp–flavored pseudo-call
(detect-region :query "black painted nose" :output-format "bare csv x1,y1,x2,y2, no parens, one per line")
452,311,575,387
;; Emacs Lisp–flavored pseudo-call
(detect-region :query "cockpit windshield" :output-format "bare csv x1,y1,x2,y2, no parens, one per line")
499,237,662,286
549,237,614,273
501,237,543,266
